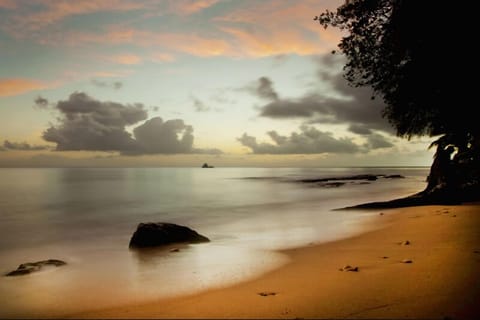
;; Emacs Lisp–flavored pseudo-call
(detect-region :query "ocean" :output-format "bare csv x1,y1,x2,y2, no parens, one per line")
0,167,428,317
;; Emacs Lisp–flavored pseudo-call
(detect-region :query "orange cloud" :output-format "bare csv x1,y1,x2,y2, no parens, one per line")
155,33,233,57
0,0,16,9
16,0,343,59
214,0,342,55
5,0,219,38
111,54,142,65
219,26,325,57
151,53,176,63
15,0,145,31
0,78,49,97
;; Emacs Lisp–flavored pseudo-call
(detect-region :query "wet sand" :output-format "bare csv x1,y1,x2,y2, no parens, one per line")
73,204,480,319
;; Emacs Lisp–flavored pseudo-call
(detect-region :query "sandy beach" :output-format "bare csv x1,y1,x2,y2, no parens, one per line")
73,204,480,319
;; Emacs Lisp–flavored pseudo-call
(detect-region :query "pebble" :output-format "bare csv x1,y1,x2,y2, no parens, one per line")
258,292,276,297
339,265,359,272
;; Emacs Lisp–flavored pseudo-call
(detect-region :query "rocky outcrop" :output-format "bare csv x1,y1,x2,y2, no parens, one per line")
298,174,406,188
5,259,66,276
338,183,480,209
129,222,210,249
299,174,379,184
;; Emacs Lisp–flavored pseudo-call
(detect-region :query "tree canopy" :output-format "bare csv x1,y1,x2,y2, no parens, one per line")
316,0,478,199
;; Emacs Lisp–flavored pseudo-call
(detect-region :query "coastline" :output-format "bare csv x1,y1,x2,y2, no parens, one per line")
72,203,480,319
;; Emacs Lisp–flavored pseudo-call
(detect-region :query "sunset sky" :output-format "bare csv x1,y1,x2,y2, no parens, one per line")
0,0,433,167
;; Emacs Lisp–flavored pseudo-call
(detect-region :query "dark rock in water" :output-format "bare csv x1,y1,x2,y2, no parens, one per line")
299,174,378,184
129,222,210,248
201,163,214,168
5,259,66,276
321,182,346,188
384,174,405,179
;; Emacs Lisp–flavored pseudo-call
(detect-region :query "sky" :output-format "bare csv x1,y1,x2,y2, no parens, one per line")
0,0,434,167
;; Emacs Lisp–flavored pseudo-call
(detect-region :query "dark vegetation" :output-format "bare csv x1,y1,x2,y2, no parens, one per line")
316,0,479,207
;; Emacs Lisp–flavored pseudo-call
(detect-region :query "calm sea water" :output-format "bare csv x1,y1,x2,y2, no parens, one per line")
0,167,428,317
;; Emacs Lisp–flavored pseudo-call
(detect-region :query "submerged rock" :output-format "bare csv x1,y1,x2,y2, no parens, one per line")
5,259,66,276
129,222,210,249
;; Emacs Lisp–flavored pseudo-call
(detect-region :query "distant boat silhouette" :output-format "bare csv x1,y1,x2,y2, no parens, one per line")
201,163,214,168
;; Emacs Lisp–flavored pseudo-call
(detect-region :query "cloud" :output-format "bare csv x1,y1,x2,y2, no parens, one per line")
237,125,360,154
151,52,175,63
2,0,147,38
130,117,193,154
257,55,393,134
34,95,50,109
3,140,51,151
4,0,341,59
91,79,123,90
212,0,342,56
43,92,146,152
165,0,219,16
191,96,210,112
0,78,49,97
0,0,16,9
111,54,142,65
364,134,394,150
253,77,279,101
42,92,220,155
91,70,133,78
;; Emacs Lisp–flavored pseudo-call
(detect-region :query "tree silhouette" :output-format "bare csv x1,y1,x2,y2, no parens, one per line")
316,0,479,202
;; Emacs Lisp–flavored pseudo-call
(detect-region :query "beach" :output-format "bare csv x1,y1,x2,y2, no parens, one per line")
74,203,480,319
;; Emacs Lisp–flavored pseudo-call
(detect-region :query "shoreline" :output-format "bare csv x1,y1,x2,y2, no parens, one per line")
72,203,480,319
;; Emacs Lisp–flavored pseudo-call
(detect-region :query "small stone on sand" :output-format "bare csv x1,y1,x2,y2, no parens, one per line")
170,248,180,252
400,240,411,245
258,292,276,297
379,212,384,216
381,256,389,259
339,265,359,272
402,259,413,264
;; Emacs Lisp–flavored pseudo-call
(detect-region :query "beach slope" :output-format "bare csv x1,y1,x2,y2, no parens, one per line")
74,204,480,319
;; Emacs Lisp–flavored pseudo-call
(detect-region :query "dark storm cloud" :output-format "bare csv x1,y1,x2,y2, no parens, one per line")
91,79,123,90
256,55,392,134
42,92,220,155
3,140,50,151
237,125,360,154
